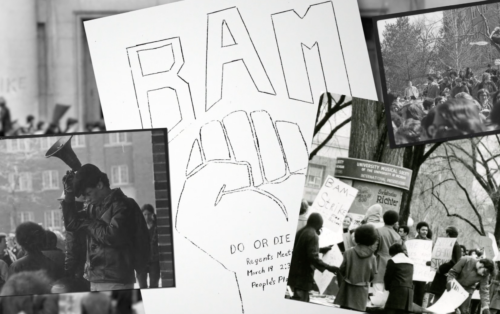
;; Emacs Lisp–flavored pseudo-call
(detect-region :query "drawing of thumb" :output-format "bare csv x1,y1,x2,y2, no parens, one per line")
176,110,308,272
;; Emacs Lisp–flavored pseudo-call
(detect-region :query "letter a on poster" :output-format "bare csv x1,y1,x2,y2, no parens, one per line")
309,175,358,233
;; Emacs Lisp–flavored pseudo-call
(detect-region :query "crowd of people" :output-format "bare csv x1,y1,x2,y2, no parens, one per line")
388,64,500,145
0,97,106,137
0,163,161,303
288,202,498,314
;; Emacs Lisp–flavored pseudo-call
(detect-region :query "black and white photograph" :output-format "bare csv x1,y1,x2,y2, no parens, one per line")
0,129,174,298
285,92,500,314
1,289,144,314
373,0,500,147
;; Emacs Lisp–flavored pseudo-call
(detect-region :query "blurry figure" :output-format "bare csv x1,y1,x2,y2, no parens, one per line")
478,88,493,111
361,204,383,226
451,78,469,98
34,121,48,135
420,109,436,141
22,115,36,134
426,77,440,99
422,98,435,112
402,103,425,121
0,271,52,314
489,261,500,314
41,230,65,281
1,271,51,297
465,68,474,80
137,204,160,288
431,99,484,139
0,233,14,267
81,292,113,314
45,123,61,135
395,119,421,144
64,118,79,133
478,73,498,96
434,96,446,107
404,80,419,99
0,97,12,136
296,200,309,233
440,77,451,94
8,222,57,287
415,222,430,240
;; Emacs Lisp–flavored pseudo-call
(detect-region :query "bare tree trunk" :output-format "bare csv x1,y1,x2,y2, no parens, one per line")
348,97,404,164
494,199,500,243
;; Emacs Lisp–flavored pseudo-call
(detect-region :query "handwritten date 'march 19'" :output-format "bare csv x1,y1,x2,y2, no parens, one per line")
127,2,348,140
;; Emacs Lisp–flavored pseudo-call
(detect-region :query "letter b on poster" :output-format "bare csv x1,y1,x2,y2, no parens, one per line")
308,175,358,233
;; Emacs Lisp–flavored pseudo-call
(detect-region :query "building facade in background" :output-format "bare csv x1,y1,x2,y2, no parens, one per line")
0,0,177,132
0,131,155,233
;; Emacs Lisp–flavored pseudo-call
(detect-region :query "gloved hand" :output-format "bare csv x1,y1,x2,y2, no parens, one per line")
446,281,452,292
320,245,333,254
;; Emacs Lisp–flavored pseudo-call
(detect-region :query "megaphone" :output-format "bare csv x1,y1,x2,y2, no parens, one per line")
45,135,82,171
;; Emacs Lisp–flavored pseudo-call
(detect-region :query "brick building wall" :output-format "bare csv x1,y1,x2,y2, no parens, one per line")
151,130,175,287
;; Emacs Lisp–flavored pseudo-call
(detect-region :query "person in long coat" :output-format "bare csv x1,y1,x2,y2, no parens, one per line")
373,210,402,293
384,243,414,314
334,224,379,312
288,213,338,302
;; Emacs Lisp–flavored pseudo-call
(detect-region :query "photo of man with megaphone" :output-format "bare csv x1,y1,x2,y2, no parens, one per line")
47,135,151,292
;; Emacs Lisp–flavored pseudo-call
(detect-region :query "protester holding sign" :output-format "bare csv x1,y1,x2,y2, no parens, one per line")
413,221,432,306
334,224,379,312
384,243,414,314
373,210,402,293
288,213,339,302
447,256,495,314
428,227,462,304
398,226,409,244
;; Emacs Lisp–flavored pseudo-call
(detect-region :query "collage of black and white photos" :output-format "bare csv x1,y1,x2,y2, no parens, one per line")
2,0,500,314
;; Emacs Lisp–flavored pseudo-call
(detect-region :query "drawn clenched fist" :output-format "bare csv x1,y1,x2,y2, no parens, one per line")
176,110,308,271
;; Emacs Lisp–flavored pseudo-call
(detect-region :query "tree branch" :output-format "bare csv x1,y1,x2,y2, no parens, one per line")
309,117,351,160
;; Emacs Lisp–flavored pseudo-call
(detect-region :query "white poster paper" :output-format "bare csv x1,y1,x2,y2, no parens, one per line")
309,175,359,234
84,0,375,313
426,280,469,314
479,233,499,260
406,240,434,282
313,245,343,294
431,238,458,260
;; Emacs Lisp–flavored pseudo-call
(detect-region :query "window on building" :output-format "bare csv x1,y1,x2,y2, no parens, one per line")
39,137,58,151
8,172,33,191
6,139,32,153
306,164,324,188
17,211,35,223
474,25,479,39
72,135,86,148
42,170,59,190
471,7,477,18
108,133,129,145
111,165,129,185
44,210,63,230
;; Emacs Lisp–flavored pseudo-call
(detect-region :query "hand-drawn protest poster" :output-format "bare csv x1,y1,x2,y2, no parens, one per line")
406,240,434,282
84,0,376,312
308,175,359,234
426,279,469,314
431,238,457,272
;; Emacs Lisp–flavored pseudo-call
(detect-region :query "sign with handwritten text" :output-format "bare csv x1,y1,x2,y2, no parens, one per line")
308,175,358,233
406,239,434,282
426,279,468,313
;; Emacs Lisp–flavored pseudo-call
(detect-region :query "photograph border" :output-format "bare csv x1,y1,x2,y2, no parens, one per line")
0,127,176,295
372,0,500,148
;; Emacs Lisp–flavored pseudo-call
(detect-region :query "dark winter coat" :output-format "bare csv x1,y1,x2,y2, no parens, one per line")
148,223,159,263
384,253,414,311
374,225,402,284
63,188,150,284
288,226,330,291
8,251,57,281
334,245,377,311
